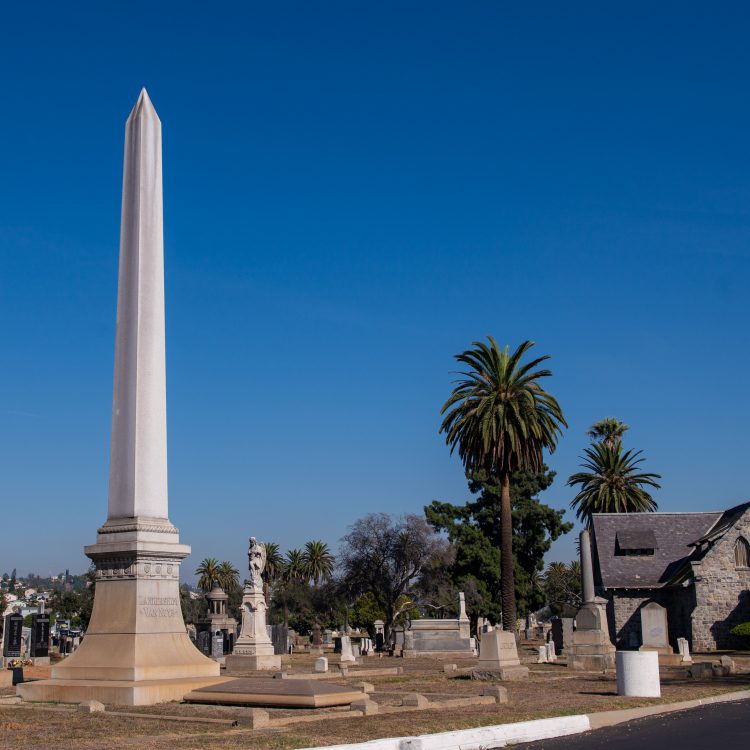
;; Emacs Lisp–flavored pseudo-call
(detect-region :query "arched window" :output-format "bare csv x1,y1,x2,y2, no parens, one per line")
735,538,750,568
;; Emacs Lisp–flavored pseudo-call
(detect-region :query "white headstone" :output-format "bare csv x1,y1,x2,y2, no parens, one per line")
677,637,692,663
537,646,548,663
340,635,356,663
546,641,556,662
640,602,668,649
314,656,328,673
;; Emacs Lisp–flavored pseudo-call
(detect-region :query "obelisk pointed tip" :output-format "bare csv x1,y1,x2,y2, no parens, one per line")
127,87,160,124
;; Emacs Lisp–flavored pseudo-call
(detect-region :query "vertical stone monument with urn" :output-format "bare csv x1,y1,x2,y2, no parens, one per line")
17,90,222,705
226,538,281,671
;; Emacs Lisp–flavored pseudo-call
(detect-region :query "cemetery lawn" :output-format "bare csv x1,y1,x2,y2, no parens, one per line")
2,652,749,750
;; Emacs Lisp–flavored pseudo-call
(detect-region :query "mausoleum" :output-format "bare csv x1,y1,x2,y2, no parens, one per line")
591,502,750,651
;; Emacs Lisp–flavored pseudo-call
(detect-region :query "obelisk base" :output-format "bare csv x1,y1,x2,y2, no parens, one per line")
18,519,222,705
567,599,616,671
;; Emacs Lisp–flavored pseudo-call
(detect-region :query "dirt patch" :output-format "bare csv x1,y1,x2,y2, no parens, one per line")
2,653,748,749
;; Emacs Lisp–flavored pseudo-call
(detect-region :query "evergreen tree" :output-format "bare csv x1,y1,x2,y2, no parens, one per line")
426,467,572,624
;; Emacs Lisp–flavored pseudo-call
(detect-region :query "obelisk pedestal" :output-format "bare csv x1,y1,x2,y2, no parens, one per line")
18,90,223,705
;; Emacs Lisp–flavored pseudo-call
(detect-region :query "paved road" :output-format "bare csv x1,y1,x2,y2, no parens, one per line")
512,700,749,749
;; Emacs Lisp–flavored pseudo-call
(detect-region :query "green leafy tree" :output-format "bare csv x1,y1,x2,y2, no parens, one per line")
426,467,572,625
195,558,221,592
302,540,335,585
440,338,566,630
568,441,661,528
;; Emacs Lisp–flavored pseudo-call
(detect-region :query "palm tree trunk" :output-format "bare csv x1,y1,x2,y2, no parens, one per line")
500,471,516,632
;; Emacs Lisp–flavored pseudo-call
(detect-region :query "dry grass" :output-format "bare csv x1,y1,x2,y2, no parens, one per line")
1,653,748,750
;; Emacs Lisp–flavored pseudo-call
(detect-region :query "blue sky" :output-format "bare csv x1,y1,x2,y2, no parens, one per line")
2,2,749,582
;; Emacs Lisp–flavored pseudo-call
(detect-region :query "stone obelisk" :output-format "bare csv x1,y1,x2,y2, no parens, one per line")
567,529,616,671
19,90,221,705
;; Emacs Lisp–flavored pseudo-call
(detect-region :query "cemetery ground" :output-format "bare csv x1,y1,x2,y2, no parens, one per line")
2,646,749,750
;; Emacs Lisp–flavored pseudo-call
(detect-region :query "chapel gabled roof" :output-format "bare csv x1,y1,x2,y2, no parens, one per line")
592,510,722,589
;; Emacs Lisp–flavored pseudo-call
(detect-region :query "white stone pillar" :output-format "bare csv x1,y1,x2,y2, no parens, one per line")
108,89,168,521
580,530,595,603
18,91,220,705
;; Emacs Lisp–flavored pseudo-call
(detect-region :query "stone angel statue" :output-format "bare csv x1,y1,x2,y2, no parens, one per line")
247,537,266,592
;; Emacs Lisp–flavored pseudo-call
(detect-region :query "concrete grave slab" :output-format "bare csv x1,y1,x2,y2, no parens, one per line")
183,677,364,708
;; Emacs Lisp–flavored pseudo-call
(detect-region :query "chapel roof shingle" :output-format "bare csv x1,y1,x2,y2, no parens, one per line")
592,511,722,589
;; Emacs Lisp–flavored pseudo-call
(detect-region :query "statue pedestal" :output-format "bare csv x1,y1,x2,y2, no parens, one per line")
228,585,280,672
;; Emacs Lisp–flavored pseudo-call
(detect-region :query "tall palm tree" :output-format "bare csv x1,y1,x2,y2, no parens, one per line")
217,561,240,593
302,540,335,585
279,548,307,629
262,542,285,601
284,548,307,584
567,442,661,527
440,338,566,631
586,417,628,449
195,557,221,592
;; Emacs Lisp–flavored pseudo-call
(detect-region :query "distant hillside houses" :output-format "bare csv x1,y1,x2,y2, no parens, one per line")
591,502,750,651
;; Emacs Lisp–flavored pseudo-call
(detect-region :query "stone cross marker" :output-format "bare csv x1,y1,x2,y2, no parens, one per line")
640,602,668,649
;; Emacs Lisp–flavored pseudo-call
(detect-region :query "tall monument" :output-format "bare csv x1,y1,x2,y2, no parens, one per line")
19,90,222,705
567,529,616,671
226,537,281,671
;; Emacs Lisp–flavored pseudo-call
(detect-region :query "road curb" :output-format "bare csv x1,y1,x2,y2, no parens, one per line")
585,688,750,729
296,689,750,750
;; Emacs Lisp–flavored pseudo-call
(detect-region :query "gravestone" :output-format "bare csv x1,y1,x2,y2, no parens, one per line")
269,624,288,656
211,632,225,660
537,646,547,663
546,641,556,662
677,637,692,664
639,602,670,655
473,630,529,680
561,617,574,653
333,636,342,654
197,629,211,657
3,613,23,660
340,635,356,663
550,618,563,654
309,623,323,654
315,656,328,673
375,632,384,652
30,614,50,664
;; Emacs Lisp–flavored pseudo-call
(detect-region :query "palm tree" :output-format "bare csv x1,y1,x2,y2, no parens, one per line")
195,557,221,592
586,417,628,449
440,338,566,631
302,540,335,585
217,561,240,593
279,548,307,629
284,549,306,584
262,542,285,601
567,442,661,527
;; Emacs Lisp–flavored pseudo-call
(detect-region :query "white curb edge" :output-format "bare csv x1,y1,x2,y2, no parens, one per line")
296,689,750,750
